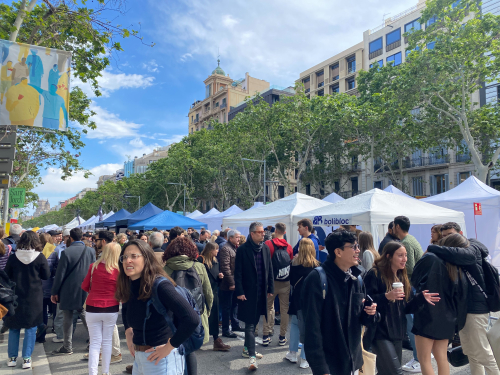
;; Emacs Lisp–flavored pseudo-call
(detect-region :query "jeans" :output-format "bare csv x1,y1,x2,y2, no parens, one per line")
8,326,38,359
38,297,57,340
406,314,418,361
112,324,121,356
54,303,78,339
264,280,290,337
372,339,403,375
63,308,88,351
132,348,184,375
86,312,118,375
244,320,259,357
219,290,239,333
289,315,306,360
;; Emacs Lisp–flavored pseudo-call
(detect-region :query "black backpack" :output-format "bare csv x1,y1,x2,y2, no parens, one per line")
271,242,291,281
170,266,206,314
482,259,500,312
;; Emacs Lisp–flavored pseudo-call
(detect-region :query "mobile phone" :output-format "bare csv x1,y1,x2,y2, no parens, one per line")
364,295,374,307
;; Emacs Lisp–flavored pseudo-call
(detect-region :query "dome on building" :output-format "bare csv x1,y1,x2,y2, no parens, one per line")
212,59,225,75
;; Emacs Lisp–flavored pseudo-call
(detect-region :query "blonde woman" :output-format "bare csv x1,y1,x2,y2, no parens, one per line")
285,238,320,369
81,243,121,375
210,234,218,243
358,232,380,270
116,233,127,247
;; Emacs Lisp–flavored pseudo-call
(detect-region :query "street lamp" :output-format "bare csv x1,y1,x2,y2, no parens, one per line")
123,195,141,211
241,158,268,204
167,183,186,216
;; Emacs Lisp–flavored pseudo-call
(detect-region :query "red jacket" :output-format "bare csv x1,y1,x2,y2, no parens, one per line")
265,238,293,260
81,262,119,308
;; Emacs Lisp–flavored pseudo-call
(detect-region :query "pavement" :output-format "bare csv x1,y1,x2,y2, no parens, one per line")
1,313,498,375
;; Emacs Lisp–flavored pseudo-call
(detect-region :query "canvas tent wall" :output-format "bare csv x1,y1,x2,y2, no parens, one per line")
77,215,96,229
128,210,207,231
293,189,466,250
204,205,243,232
423,176,500,268
223,193,333,248
187,210,203,219
195,208,220,223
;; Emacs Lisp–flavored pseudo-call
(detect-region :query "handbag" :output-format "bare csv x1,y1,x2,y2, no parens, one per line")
487,317,500,368
447,333,469,367
359,327,376,375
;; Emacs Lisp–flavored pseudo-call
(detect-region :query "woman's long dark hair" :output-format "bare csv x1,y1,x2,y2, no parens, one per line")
18,231,43,252
115,240,175,303
374,241,411,300
438,234,468,282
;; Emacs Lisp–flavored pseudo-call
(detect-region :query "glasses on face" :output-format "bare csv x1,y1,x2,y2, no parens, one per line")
253,231,265,235
343,244,359,250
119,254,143,263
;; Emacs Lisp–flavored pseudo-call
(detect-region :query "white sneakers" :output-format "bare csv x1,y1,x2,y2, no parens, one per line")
52,337,64,343
402,358,422,373
7,357,16,367
285,351,298,363
299,358,310,369
22,358,31,369
249,357,258,371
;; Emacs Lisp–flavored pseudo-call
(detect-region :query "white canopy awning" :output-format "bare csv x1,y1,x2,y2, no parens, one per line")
223,193,332,247
383,185,414,199
203,205,243,232
186,210,203,219
323,192,345,204
293,189,467,249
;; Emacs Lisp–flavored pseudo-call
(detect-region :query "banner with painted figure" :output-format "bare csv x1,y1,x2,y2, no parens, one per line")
0,39,71,130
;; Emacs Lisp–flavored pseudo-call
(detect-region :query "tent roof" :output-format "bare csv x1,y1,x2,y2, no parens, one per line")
95,208,131,228
77,215,96,228
186,210,203,219
203,205,243,231
423,176,500,208
323,192,345,203
248,202,264,210
294,189,465,227
115,203,163,227
383,185,414,199
63,216,86,230
42,224,59,230
128,210,207,231
196,208,220,220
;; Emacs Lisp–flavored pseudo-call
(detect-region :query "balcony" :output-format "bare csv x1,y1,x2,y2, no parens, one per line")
220,102,227,109
340,190,362,199
386,40,401,52
403,155,450,168
369,49,383,60
194,118,199,124
344,163,361,172
456,153,471,163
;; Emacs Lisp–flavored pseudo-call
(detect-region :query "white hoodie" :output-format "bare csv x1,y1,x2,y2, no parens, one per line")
16,249,40,265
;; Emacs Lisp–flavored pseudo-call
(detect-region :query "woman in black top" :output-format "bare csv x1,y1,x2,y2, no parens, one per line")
201,242,230,351
364,241,440,375
115,240,199,375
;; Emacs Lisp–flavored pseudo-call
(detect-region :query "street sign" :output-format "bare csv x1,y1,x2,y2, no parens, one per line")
9,188,25,208
0,175,10,189
474,202,482,215
0,159,13,174
0,131,17,159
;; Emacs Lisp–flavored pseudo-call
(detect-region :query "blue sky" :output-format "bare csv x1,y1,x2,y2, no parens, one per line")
27,0,417,215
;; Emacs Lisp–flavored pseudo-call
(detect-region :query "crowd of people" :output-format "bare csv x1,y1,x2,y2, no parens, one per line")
0,216,497,375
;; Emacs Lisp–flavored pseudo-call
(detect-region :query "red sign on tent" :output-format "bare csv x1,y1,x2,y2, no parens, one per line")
474,202,482,215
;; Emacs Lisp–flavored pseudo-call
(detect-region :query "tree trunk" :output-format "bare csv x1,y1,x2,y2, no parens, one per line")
476,164,489,184
9,0,38,42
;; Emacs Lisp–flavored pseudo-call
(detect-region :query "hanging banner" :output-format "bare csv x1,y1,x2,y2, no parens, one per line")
473,202,482,215
8,187,25,208
0,39,71,130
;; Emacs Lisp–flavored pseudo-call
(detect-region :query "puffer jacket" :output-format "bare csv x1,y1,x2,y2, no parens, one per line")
427,238,489,314
42,250,59,298
219,241,237,291
0,245,12,270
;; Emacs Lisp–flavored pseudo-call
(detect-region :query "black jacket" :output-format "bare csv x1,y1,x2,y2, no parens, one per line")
427,239,489,314
288,263,314,316
215,237,227,247
234,239,274,324
378,233,400,254
301,258,375,375
364,267,407,342
195,241,205,254
409,252,468,340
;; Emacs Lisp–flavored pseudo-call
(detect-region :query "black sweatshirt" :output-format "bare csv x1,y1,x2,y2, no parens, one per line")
122,278,199,348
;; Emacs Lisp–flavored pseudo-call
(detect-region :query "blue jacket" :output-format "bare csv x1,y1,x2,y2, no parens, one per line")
42,250,59,298
293,234,319,260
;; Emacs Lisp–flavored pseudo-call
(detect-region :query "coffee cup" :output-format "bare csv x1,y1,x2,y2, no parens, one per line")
392,282,404,293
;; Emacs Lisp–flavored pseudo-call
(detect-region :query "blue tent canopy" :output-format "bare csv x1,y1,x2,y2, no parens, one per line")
95,208,132,228
115,203,163,227
128,210,207,231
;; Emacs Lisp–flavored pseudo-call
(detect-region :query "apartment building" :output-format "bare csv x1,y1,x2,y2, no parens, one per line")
33,199,50,218
124,145,171,177
188,60,270,133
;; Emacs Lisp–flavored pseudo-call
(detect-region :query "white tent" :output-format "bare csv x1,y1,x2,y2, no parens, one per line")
196,208,221,225
203,205,243,232
293,189,467,249
384,185,414,199
88,211,114,231
186,210,203,219
223,193,333,248
41,224,59,232
61,216,86,230
423,176,500,267
77,215,96,229
323,192,345,203
248,202,264,210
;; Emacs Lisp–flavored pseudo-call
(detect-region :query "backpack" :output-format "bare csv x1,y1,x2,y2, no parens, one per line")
481,259,500,312
315,266,363,300
5,237,16,252
270,242,291,281
149,276,204,356
170,266,206,314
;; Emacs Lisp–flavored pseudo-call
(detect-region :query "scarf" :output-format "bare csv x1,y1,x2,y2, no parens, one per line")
249,237,263,253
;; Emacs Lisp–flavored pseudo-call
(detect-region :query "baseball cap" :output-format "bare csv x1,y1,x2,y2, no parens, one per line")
62,229,71,237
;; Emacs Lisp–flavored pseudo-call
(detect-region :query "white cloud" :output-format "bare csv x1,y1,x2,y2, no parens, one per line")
152,0,416,85
83,104,143,139
73,70,155,98
34,163,123,196
141,59,162,73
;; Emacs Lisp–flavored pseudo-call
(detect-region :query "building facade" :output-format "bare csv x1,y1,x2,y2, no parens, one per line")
188,61,270,133
33,199,50,218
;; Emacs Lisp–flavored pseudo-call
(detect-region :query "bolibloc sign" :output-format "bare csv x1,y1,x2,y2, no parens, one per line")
9,187,25,208
0,39,71,131
312,215,352,226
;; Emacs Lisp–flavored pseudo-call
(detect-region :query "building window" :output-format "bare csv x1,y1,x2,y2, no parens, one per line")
374,181,383,189
222,98,226,106
406,46,420,57
334,181,340,192
303,76,310,92
387,52,402,66
430,174,449,195
278,185,285,199
306,184,311,196
457,171,471,184
205,83,212,99
386,28,401,45
347,56,356,74
317,89,324,96
369,60,383,69
191,116,193,123
331,84,340,94
369,38,383,54
486,84,500,104
412,177,424,196
351,177,359,193
330,63,339,81
347,78,355,90
404,19,421,34
215,102,219,107
427,16,437,27
317,70,324,88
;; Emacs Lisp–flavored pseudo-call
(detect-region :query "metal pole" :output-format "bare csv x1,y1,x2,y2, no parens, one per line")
3,187,9,226
263,159,266,205
138,196,141,211
183,186,186,216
